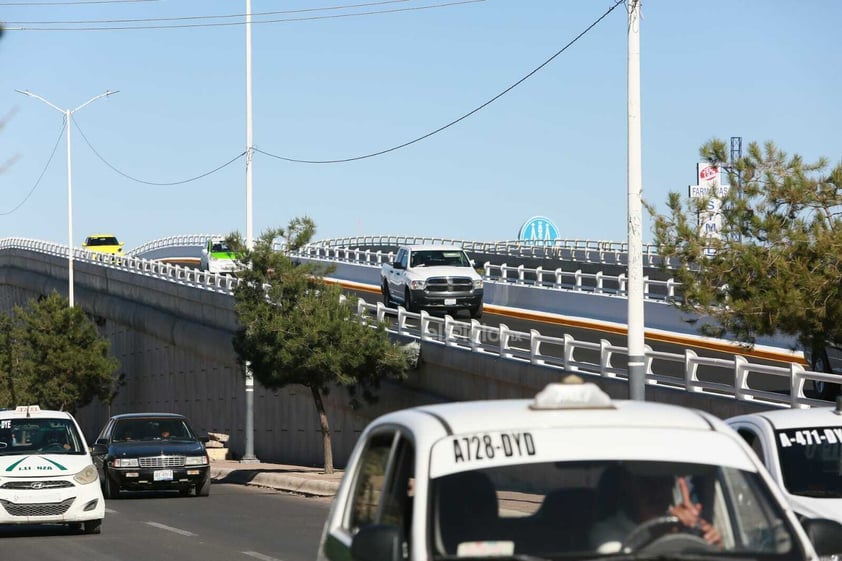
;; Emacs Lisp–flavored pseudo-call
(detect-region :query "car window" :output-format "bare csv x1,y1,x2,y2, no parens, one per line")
346,430,415,541
211,241,231,253
429,460,799,558
112,419,195,442
88,236,118,246
0,418,86,455
774,426,842,498
737,427,767,463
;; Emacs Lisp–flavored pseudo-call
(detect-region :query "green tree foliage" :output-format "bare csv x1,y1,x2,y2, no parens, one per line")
229,217,413,473
649,138,842,362
0,292,120,412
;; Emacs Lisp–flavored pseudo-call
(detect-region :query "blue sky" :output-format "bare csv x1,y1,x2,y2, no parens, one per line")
1,0,840,251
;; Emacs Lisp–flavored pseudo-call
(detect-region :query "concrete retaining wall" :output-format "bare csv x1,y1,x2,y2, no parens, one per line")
0,249,782,468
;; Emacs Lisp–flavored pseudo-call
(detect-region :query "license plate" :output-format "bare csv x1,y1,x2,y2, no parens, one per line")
154,469,173,481
444,298,457,306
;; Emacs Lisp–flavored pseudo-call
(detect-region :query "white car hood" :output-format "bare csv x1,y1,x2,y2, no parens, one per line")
789,494,842,524
0,453,90,477
407,266,480,279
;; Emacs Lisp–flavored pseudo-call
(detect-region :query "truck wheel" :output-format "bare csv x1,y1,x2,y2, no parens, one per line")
812,349,840,400
469,302,483,319
381,283,392,307
404,289,418,313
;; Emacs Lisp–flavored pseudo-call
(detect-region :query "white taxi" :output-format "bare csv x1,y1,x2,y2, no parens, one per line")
727,404,842,524
0,406,105,534
318,379,842,561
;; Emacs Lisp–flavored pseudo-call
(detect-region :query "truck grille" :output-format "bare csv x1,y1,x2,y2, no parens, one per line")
426,277,473,293
139,456,185,468
0,497,74,517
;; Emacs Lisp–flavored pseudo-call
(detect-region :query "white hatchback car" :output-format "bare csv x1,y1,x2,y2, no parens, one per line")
727,404,842,524
199,236,242,275
318,380,842,561
0,405,105,534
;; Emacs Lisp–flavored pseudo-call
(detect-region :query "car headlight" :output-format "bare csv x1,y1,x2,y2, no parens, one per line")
409,279,426,290
113,458,139,468
185,455,209,466
74,464,99,485
473,279,483,289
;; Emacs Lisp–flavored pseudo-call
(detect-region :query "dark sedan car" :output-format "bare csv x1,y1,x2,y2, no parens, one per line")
90,412,211,498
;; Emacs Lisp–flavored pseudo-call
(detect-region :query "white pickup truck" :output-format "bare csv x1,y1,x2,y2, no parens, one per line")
380,245,484,319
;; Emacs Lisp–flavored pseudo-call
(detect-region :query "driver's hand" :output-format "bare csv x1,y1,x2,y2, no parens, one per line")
669,477,723,547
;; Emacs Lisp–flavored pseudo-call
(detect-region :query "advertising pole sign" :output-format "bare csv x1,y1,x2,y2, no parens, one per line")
688,163,729,256
518,216,559,245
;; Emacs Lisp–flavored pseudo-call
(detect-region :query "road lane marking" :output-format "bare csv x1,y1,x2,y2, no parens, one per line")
242,552,283,561
145,521,197,536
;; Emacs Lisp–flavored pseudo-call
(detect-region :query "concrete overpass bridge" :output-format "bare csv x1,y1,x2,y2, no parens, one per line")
0,235,832,467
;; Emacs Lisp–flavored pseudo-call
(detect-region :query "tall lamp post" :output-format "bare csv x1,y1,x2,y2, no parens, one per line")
15,89,118,308
241,0,259,463
626,0,645,400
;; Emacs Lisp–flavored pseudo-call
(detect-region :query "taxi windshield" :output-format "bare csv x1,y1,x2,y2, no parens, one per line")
211,241,232,253
430,460,803,560
0,418,86,455
775,426,842,498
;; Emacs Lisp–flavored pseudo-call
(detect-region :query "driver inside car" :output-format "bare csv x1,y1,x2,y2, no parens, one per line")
590,468,722,554
43,430,71,452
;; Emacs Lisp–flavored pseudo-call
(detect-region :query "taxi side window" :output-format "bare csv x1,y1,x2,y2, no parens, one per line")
738,428,767,464
347,430,415,540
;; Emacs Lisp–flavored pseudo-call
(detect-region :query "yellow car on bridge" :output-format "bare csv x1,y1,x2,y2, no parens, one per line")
82,234,124,255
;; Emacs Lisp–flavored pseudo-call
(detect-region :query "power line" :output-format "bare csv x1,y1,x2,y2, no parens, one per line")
0,121,66,216
5,0,484,31
4,0,410,24
255,0,626,164
72,116,246,186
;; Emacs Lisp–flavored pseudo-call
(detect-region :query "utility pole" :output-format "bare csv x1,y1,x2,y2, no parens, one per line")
241,0,259,464
15,89,118,308
627,0,645,400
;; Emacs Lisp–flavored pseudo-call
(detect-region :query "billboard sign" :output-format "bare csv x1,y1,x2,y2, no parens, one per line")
689,163,730,256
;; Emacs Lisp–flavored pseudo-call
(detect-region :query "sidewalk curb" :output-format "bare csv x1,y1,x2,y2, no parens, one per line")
210,464,342,497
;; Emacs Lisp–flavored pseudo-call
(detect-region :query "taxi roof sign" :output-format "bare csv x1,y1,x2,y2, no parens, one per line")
14,405,41,416
530,380,613,410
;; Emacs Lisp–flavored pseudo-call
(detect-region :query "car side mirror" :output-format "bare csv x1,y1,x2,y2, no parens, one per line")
89,443,107,456
392,261,403,270
350,524,403,561
801,518,842,557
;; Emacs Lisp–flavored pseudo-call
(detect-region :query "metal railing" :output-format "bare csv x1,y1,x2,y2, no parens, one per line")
4,236,837,410
123,233,682,301
0,237,238,294
126,234,219,257
357,298,831,410
299,234,676,268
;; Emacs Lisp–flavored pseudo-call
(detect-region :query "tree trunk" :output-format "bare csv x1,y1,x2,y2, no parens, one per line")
310,385,334,474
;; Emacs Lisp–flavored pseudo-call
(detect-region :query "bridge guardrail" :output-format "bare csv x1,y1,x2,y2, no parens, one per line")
4,236,838,410
358,298,831,410
297,235,674,268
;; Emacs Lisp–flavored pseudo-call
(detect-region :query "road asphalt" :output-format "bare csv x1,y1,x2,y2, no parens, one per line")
209,458,344,497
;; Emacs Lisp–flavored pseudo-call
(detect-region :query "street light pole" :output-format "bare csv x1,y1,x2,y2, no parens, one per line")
15,89,118,308
241,0,259,464
626,0,645,400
